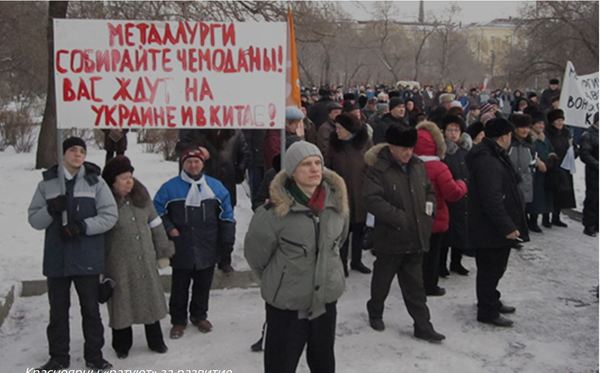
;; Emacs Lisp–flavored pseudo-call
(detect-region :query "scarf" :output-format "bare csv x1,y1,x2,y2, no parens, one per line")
180,171,215,207
288,181,326,215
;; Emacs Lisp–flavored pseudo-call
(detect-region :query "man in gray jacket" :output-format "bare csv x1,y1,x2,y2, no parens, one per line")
363,124,445,343
28,137,118,371
245,141,349,373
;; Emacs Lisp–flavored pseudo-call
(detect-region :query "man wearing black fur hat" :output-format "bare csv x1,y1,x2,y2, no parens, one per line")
467,118,528,327
371,97,409,145
28,136,118,371
363,124,445,343
308,86,334,128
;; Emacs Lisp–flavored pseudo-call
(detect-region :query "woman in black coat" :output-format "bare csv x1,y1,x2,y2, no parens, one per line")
545,109,577,227
440,115,471,276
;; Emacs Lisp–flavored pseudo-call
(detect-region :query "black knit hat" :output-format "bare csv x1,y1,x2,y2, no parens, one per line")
484,118,514,138
335,113,362,134
62,136,87,154
386,125,417,147
549,78,560,85
389,97,405,111
466,121,485,139
509,113,532,128
102,155,134,186
441,115,466,132
547,109,565,124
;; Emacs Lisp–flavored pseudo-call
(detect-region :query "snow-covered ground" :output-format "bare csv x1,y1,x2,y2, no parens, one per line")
0,132,597,372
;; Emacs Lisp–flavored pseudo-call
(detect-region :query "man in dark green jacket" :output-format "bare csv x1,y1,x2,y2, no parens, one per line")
363,124,445,343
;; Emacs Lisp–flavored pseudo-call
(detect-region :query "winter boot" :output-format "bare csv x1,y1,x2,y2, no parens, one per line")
528,214,543,233
36,359,69,372
450,262,469,275
542,214,552,228
414,326,445,343
583,226,597,237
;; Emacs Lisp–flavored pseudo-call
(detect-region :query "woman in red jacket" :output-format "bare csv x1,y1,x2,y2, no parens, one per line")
414,121,467,296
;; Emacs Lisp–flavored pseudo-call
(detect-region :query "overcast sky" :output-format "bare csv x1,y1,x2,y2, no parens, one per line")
340,1,529,24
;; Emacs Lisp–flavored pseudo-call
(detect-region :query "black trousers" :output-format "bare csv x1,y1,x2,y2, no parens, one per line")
367,252,431,329
340,223,365,267
112,321,165,354
46,275,104,365
583,172,599,229
218,247,234,268
422,233,444,292
440,245,464,270
264,302,337,373
169,266,215,326
475,246,511,320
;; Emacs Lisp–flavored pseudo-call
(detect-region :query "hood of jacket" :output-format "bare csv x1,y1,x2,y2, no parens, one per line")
269,168,349,218
445,132,473,155
415,121,446,159
43,161,101,185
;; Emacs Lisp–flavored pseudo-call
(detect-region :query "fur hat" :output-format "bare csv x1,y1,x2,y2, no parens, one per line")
547,109,565,124
466,121,485,140
510,113,532,128
327,102,343,112
62,136,87,154
389,97,405,111
385,124,417,147
484,118,514,138
342,101,359,113
335,113,362,134
285,106,305,121
441,115,467,133
284,141,323,176
531,112,546,124
102,155,134,186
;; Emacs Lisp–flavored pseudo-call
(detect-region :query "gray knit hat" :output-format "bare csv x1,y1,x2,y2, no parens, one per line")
284,141,323,176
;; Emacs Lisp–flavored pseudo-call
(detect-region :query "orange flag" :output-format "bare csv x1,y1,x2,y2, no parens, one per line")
286,7,301,107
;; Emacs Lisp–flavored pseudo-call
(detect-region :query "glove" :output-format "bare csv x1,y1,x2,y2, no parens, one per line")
60,221,86,240
157,258,170,269
47,195,67,216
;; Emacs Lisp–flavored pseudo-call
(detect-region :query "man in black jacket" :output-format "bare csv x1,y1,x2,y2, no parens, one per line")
580,112,599,236
466,118,528,327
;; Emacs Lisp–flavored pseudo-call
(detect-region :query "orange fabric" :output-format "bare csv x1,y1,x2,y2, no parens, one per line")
286,8,301,107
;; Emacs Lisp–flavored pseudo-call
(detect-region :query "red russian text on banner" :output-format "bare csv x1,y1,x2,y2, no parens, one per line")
53,19,287,129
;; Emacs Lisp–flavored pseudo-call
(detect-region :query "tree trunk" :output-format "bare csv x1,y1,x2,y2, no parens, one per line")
36,1,68,169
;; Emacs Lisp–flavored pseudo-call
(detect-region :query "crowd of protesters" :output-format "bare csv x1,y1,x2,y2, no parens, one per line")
27,77,598,372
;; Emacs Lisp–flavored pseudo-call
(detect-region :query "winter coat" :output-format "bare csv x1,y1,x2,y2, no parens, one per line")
263,130,302,170
363,144,436,254
326,125,373,224
414,122,467,233
153,173,235,270
303,117,319,146
579,124,599,172
527,131,556,214
546,125,577,209
206,130,250,206
443,134,471,248
316,120,336,160
540,88,561,113
466,138,529,249
244,169,350,320
579,124,599,199
28,163,118,277
508,136,535,203
371,113,409,145
242,129,266,169
103,129,129,153
105,179,175,329
307,97,334,127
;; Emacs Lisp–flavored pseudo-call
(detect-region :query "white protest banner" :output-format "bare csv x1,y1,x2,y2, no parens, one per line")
53,19,286,129
559,61,599,128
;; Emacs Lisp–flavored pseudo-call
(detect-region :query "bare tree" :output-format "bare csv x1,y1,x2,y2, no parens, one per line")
36,1,68,169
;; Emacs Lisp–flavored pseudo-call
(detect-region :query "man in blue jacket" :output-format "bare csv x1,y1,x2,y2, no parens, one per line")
154,146,235,339
28,137,118,371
